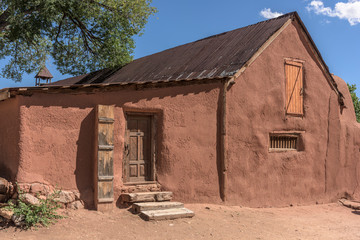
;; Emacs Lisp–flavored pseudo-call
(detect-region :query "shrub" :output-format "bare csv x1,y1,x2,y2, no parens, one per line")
6,189,63,229
347,83,360,123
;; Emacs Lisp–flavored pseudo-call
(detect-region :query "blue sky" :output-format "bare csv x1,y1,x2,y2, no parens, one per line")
0,0,359,95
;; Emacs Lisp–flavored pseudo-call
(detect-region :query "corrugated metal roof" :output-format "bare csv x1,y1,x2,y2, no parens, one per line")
49,12,294,86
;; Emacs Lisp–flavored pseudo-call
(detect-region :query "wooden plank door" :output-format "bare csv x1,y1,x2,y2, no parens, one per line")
285,61,304,115
125,115,152,183
94,105,114,211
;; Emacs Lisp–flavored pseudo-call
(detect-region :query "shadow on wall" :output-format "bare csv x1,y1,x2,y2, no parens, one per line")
21,82,219,109
75,109,95,209
0,99,21,183
0,163,16,182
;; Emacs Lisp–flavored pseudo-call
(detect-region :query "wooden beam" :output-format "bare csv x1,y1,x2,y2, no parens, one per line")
0,90,9,101
151,115,157,182
220,79,229,202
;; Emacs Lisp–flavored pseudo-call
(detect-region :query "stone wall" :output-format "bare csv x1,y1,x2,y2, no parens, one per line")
16,182,83,210
0,178,83,210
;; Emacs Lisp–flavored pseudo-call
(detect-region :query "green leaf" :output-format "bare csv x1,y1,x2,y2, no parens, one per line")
0,0,156,81
6,186,63,229
347,83,360,123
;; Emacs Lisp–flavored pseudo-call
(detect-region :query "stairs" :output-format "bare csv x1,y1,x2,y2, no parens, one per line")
132,201,184,213
120,192,194,221
120,191,173,203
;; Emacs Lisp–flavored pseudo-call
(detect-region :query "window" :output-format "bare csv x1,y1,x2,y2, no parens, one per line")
269,134,298,151
285,60,304,115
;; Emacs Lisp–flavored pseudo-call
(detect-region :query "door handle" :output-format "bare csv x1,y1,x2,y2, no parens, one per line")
124,144,129,156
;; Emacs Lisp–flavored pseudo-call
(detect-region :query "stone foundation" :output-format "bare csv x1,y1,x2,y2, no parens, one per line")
120,183,162,193
7,181,84,210
0,177,14,203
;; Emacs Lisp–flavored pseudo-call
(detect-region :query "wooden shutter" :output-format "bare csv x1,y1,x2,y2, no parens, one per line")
94,105,114,211
285,61,303,115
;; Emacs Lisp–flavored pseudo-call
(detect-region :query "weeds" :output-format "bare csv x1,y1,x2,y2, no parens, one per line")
6,189,63,229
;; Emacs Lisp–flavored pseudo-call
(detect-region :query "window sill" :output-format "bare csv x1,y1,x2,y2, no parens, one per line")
286,113,304,117
269,148,297,152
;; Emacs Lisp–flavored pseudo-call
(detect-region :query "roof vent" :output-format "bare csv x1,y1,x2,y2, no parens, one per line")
35,66,53,86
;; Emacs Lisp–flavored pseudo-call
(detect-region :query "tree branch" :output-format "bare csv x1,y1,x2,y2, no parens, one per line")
0,9,10,32
55,13,66,43
67,13,95,53
64,8,104,54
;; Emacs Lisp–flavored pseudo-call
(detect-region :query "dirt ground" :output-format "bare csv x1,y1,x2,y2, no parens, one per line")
1,202,360,240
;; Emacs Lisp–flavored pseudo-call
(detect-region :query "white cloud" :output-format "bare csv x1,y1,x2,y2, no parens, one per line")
260,8,284,19
321,19,332,25
307,0,360,25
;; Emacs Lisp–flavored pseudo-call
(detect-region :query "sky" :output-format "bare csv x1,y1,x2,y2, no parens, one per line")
0,0,359,95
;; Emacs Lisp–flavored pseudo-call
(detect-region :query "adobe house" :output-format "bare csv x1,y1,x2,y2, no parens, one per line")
0,12,359,210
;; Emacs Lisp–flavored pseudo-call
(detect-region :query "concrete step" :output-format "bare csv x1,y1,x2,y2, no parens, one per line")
132,201,184,214
140,207,195,221
120,191,172,203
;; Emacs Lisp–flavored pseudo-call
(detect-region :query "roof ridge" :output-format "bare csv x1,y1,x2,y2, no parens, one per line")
110,11,296,72
194,11,296,43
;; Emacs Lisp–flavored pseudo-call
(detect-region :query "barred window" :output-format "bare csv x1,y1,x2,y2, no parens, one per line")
269,134,298,151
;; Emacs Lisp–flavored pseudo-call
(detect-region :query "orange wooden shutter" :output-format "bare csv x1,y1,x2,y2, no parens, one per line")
285,61,303,115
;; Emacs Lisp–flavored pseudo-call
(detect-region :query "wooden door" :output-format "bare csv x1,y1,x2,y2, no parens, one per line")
125,115,152,183
285,61,304,115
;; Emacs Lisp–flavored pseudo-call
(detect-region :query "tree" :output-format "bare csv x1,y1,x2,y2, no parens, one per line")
347,83,360,123
0,0,156,81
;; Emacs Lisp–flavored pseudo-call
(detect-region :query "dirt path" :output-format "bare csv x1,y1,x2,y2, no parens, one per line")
1,203,360,240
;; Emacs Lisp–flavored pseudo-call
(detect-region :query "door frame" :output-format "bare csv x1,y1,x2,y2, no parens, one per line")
123,112,157,184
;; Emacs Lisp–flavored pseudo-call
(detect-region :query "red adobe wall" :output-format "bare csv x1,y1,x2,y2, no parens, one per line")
332,75,360,199
0,97,21,181
15,82,223,208
2,20,359,209
226,20,360,207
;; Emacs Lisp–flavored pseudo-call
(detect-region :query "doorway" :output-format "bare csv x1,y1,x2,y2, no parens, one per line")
124,114,154,183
